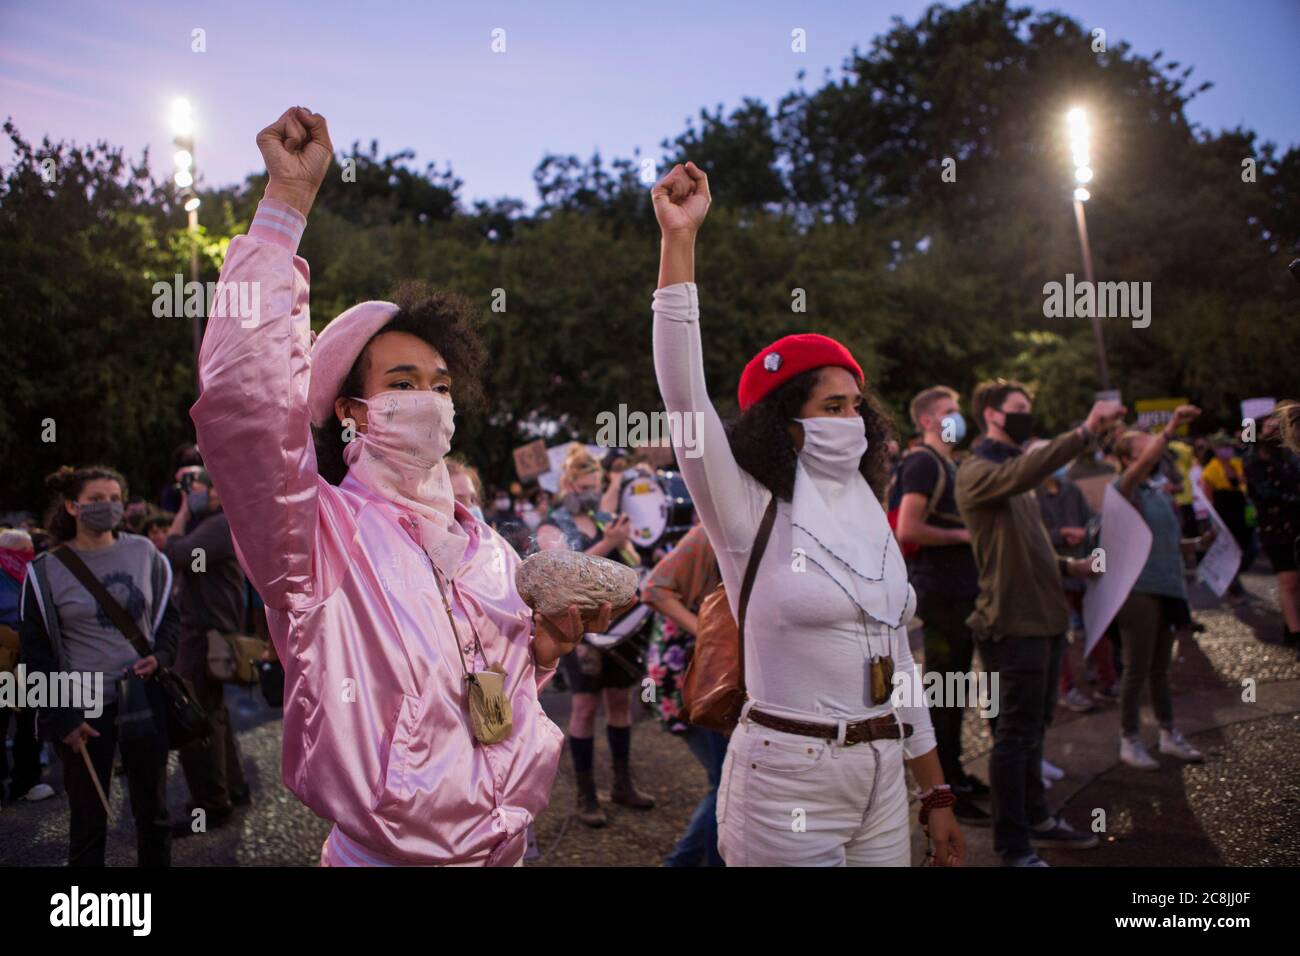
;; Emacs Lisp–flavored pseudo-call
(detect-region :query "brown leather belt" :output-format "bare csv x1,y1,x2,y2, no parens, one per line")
748,708,912,745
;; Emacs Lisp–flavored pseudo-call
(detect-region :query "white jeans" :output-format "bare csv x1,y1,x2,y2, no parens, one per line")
717,713,912,867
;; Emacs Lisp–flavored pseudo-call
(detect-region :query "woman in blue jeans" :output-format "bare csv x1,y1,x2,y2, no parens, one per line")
642,524,726,866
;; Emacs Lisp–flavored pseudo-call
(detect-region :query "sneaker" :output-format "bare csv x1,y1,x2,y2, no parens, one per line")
20,783,55,802
1096,683,1120,701
952,797,992,827
1120,735,1160,770
1030,815,1099,850
1159,727,1203,762
1062,687,1096,713
1005,852,1050,867
1041,758,1065,781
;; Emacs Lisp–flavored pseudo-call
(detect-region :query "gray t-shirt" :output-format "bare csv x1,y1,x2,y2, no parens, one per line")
46,534,166,704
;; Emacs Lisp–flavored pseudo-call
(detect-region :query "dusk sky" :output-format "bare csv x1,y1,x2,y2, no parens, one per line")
3,0,1297,207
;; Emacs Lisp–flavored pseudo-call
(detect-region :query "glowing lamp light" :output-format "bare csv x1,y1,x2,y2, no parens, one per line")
174,170,194,189
1067,107,1091,171
184,196,201,212
173,149,193,170
1074,187,1091,203
171,98,194,137
1074,166,1093,184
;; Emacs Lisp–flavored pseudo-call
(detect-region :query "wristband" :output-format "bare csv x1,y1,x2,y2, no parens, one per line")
918,784,956,828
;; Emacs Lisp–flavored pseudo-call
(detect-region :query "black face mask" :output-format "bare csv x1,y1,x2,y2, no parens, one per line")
999,410,1035,446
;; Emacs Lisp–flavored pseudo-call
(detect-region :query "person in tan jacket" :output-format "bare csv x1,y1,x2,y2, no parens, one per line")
954,379,1124,866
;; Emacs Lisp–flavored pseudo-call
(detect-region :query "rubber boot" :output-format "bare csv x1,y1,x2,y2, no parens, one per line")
574,770,607,827
610,758,655,809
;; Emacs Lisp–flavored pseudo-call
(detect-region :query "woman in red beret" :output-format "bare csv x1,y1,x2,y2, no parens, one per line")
650,162,963,867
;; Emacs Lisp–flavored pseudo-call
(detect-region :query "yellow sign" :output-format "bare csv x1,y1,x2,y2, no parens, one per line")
1134,397,1190,435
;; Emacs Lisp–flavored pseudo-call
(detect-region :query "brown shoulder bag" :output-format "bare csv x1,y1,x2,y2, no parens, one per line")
680,497,778,734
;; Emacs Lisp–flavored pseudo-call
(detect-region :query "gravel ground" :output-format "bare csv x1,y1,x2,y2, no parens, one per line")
1052,715,1300,866
0,694,331,867
2,566,1294,867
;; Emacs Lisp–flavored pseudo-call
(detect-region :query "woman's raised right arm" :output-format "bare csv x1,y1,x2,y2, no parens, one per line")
651,163,763,553
189,108,334,611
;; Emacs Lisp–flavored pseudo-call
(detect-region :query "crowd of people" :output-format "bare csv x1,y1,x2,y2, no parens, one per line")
3,108,1298,868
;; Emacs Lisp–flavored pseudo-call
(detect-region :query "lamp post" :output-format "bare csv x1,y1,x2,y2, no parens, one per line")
1067,107,1110,391
172,98,202,386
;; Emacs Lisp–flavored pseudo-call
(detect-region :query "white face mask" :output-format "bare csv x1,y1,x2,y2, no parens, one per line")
795,416,868,480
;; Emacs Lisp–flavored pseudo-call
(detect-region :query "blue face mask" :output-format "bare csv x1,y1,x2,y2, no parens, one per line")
1052,465,1069,482
187,490,209,516
940,412,967,445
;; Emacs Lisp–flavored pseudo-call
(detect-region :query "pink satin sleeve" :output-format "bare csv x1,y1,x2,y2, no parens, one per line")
190,202,338,612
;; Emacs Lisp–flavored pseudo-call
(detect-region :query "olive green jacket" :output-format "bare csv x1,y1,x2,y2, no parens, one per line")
955,429,1092,639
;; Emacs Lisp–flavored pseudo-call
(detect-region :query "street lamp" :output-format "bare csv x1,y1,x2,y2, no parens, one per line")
1067,107,1110,391
171,98,202,385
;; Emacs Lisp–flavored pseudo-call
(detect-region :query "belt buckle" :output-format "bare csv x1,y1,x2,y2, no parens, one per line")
841,720,862,746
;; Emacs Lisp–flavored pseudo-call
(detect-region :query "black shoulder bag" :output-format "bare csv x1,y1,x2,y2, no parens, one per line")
52,546,207,749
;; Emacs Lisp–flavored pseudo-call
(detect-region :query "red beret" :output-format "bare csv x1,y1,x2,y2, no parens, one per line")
737,333,864,412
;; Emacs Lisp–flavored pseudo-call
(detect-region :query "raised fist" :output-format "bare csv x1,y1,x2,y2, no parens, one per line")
257,107,334,217
1085,399,1126,436
652,161,711,236
1169,404,1201,429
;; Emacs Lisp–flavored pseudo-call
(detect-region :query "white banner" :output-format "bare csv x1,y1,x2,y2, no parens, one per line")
1083,484,1153,656
1196,497,1243,598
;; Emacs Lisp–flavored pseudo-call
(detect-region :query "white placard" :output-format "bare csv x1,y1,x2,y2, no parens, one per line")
1196,497,1243,598
1083,484,1153,656
1240,397,1276,424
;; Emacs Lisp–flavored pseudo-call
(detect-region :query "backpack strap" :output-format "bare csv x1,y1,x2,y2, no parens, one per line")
919,445,964,526
736,496,779,691
51,546,152,658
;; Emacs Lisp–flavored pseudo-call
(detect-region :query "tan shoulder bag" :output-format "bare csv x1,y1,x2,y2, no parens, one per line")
680,497,778,734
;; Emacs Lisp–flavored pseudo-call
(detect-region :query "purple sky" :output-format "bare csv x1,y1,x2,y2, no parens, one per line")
4,0,1297,207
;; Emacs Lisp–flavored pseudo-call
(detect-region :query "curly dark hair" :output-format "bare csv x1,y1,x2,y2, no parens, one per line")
43,465,128,543
725,369,897,501
312,281,487,485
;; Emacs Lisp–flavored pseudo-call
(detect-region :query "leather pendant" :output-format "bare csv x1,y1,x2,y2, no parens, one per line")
466,663,513,744
869,655,895,706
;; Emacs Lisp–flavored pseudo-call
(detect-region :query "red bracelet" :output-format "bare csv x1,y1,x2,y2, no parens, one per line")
919,785,957,828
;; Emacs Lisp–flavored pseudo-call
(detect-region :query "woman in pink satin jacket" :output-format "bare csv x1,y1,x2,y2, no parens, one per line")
190,107,604,866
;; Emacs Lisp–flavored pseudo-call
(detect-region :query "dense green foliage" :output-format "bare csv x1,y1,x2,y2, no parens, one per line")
3,0,1296,512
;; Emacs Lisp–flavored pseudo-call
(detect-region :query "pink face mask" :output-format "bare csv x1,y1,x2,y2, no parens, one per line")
342,389,466,570
346,390,455,470
343,390,457,510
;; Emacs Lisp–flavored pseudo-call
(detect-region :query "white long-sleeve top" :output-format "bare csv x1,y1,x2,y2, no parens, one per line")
653,282,936,759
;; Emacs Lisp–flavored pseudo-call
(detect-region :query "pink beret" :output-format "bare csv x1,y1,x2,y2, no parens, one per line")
737,333,864,412
307,300,401,426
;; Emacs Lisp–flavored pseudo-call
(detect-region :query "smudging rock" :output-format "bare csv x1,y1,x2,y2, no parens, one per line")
515,550,638,617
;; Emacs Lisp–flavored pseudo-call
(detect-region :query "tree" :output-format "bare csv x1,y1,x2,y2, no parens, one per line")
0,123,201,511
